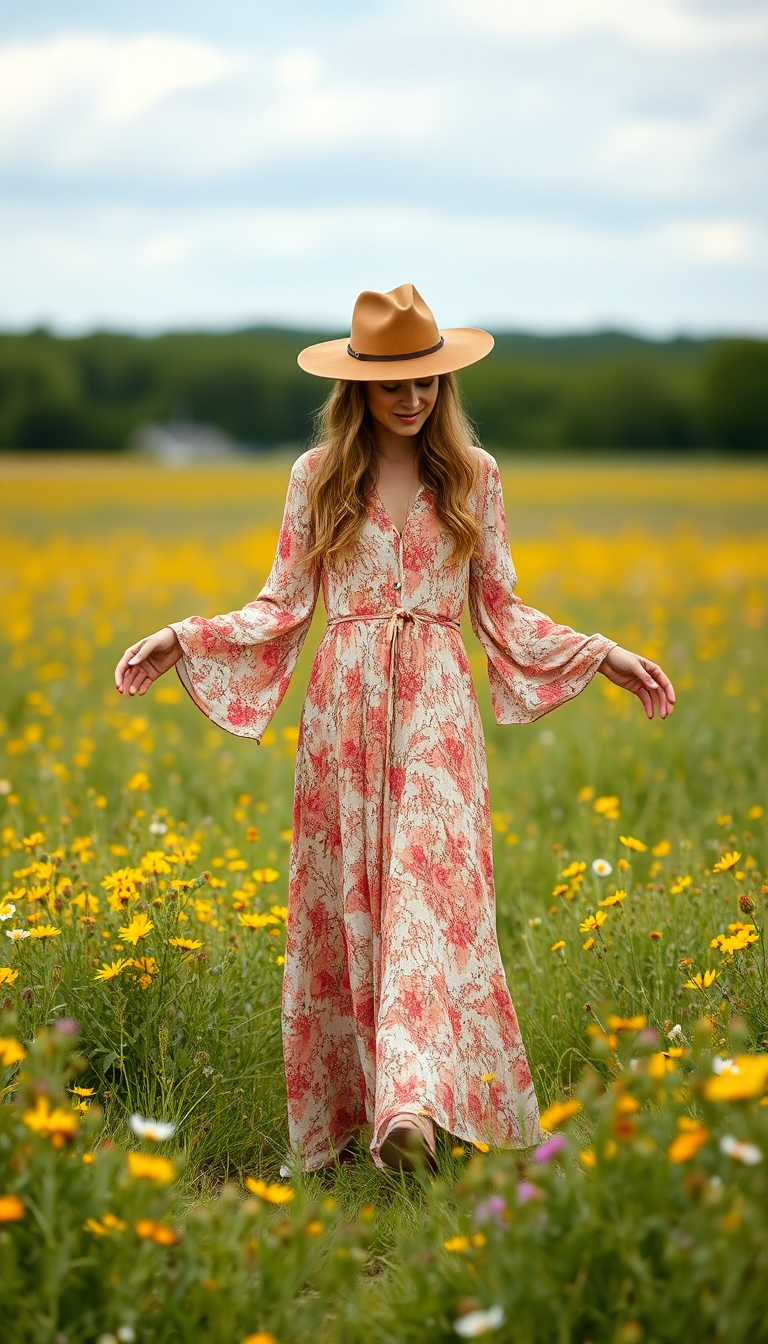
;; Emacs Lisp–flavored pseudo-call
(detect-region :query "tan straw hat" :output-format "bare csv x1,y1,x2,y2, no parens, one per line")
297,282,494,380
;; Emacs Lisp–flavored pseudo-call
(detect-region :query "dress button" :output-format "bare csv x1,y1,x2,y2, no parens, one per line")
393,581,401,590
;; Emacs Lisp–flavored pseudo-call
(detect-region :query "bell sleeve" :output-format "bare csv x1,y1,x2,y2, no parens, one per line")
468,451,617,724
169,450,321,741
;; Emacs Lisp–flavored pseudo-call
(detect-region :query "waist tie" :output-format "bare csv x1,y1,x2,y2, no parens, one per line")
325,608,462,909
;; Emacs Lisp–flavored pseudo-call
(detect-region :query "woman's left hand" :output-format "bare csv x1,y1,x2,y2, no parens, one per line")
598,646,676,720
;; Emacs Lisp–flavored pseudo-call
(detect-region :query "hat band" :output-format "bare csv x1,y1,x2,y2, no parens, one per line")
346,336,445,363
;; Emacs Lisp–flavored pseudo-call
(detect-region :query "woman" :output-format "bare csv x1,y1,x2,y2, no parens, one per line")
115,284,675,1176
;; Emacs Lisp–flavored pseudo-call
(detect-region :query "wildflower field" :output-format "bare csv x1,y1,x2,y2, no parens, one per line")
1,452,767,1344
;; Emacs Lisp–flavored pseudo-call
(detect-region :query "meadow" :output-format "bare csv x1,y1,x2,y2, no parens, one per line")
1,452,767,1343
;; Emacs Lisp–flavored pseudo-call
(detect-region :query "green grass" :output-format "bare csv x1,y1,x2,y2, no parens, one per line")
1,455,767,1341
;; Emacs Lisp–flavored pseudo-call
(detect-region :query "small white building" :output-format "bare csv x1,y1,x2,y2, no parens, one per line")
129,421,244,467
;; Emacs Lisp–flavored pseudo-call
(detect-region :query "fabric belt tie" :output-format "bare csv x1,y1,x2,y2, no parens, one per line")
325,608,462,912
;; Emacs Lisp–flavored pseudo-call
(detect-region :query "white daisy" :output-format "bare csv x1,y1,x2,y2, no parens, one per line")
0,903,16,921
712,1056,735,1075
129,1113,176,1142
720,1135,762,1165
5,928,30,940
592,858,613,877
454,1306,505,1337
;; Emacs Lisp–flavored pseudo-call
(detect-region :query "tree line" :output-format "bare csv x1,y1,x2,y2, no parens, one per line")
0,326,765,453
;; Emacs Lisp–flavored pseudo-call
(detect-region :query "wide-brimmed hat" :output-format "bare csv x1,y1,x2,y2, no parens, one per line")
297,283,494,381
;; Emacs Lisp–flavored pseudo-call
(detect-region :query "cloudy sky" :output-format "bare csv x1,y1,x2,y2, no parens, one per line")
0,0,766,335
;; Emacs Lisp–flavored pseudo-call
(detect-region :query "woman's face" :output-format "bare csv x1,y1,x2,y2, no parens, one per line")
365,376,439,438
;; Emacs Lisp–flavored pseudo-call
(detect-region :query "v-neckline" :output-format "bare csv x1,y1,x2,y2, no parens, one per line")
374,483,425,540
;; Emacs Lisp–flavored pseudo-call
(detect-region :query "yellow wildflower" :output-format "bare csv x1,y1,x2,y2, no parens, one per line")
0,1194,25,1222
560,861,586,880
94,959,131,982
238,912,281,930
245,1176,295,1204
118,912,153,945
550,940,566,952
606,1015,647,1032
29,924,61,940
23,1096,79,1146
579,910,608,933
668,1122,709,1163
168,937,203,951
135,1218,179,1245
127,1152,175,1184
619,835,647,853
670,876,692,894
0,967,19,987
599,889,626,907
0,1036,27,1066
704,1055,768,1102
712,851,741,873
648,1052,676,1079
539,1099,582,1131
683,968,718,991
85,1211,127,1236
593,795,620,818
443,1235,470,1253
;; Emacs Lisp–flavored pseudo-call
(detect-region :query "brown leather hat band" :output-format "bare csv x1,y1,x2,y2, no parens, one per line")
346,336,445,362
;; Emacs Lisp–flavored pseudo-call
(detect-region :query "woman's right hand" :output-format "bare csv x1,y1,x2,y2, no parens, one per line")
115,627,182,697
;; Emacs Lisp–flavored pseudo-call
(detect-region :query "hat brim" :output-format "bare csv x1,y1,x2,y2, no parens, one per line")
297,327,494,381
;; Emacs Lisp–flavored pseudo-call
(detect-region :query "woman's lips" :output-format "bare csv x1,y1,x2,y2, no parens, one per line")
395,412,420,423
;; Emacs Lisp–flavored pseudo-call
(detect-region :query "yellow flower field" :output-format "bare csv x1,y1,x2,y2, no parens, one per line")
1,452,767,1342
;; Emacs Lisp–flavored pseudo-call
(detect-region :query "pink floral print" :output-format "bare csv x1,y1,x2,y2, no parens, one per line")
171,446,616,1170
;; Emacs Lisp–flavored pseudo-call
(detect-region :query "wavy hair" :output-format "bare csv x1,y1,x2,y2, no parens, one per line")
304,373,481,568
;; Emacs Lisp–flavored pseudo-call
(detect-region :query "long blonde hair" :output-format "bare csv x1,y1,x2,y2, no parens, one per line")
304,373,480,568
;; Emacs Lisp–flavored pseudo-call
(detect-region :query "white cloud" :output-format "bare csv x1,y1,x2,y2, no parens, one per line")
0,33,229,165
1,200,763,336
659,218,754,261
444,0,768,50
0,31,445,178
0,9,764,333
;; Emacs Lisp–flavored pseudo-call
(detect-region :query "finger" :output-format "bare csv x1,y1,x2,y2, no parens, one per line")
138,675,154,696
124,664,148,696
637,659,662,694
127,637,153,666
643,660,677,707
115,641,145,689
636,685,654,719
654,668,676,704
646,670,674,717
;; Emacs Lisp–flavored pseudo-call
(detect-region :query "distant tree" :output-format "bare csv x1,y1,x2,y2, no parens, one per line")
461,364,564,449
0,342,90,450
563,361,698,450
703,340,768,453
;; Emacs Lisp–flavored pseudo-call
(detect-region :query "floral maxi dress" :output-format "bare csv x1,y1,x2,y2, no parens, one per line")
170,445,616,1171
